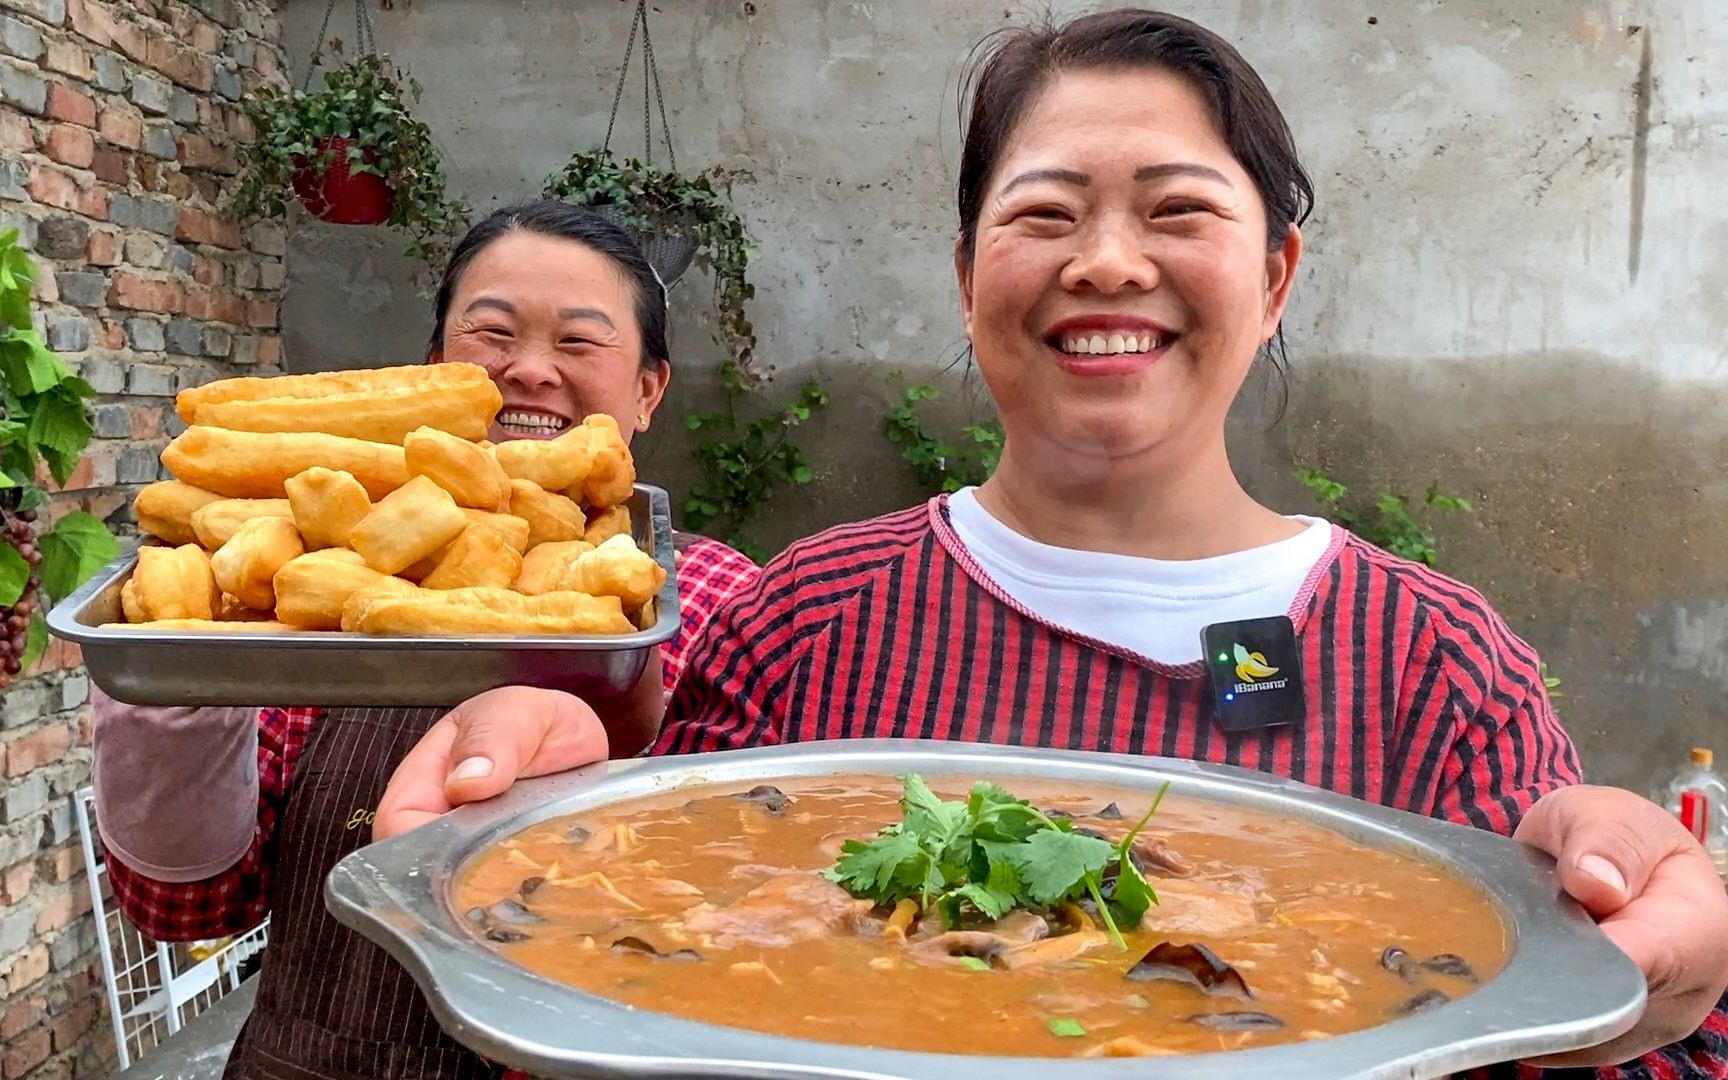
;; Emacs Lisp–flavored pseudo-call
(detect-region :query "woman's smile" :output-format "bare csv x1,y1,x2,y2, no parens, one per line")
1044,314,1179,377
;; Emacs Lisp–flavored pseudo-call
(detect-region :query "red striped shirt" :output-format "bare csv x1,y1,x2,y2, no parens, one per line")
655,498,1727,1079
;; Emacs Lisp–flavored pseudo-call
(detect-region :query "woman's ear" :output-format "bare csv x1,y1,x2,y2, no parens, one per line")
635,360,672,431
954,235,976,344
1260,223,1303,341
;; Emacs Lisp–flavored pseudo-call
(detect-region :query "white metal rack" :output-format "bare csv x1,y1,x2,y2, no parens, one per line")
73,786,269,1071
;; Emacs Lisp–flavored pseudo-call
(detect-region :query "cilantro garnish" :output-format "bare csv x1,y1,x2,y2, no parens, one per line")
1045,1018,1087,1038
822,774,1172,950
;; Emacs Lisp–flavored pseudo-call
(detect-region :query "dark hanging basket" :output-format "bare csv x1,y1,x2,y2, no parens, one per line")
590,204,697,286
292,136,394,225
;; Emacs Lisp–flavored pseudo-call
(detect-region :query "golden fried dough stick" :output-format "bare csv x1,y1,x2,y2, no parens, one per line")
177,363,502,443
339,575,422,631
583,504,632,546
556,534,667,611
284,467,372,550
420,525,524,590
127,544,222,622
577,414,636,508
272,552,388,630
401,511,531,580
403,426,511,511
348,475,469,575
512,539,594,595
355,587,635,637
508,480,586,549
493,429,595,494
210,517,305,611
215,593,275,621
189,498,294,549
101,619,300,633
161,427,409,500
134,481,224,547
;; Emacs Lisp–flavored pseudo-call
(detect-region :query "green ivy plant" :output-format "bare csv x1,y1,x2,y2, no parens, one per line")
234,48,469,269
1298,467,1471,569
885,381,1004,494
0,229,121,674
544,149,758,381
683,367,828,563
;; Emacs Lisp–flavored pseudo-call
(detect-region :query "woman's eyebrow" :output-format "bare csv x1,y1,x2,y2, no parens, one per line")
1134,162,1232,186
463,296,515,315
559,307,614,326
999,167,1090,196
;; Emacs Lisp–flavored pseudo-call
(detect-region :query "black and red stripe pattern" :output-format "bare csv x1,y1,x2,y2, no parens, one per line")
656,497,1727,1079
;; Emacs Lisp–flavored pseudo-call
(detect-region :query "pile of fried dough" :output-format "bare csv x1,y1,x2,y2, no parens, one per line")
111,362,667,637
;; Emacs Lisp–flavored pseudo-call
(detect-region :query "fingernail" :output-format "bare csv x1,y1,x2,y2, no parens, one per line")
1576,854,1626,894
451,757,494,782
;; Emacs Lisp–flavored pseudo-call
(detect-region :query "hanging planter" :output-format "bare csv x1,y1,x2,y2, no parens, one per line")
290,135,394,225
233,10,467,269
544,0,759,381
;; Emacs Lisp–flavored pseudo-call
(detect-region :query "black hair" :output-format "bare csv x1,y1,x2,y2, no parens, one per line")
427,198,670,369
956,9,1315,410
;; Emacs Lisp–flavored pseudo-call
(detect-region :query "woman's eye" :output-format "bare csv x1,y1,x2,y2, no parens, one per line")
479,326,512,339
1021,206,1073,221
1156,201,1207,218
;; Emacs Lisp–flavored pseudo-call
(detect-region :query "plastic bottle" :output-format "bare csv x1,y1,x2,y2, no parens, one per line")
1659,748,1728,883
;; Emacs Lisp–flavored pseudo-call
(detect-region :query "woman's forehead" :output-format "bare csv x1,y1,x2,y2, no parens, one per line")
995,67,1235,178
456,231,632,307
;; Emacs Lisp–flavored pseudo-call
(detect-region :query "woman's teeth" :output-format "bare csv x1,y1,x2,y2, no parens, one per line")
498,411,570,433
1059,333,1164,355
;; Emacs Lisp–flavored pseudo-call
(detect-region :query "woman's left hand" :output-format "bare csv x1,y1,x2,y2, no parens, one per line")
1515,784,1728,1066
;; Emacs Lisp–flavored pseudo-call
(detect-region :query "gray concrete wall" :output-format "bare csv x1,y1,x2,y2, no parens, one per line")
275,0,1728,792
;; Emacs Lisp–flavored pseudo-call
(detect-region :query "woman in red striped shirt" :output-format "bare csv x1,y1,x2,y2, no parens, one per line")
383,10,1728,1077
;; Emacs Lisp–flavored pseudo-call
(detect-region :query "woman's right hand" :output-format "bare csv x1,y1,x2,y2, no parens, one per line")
373,686,608,841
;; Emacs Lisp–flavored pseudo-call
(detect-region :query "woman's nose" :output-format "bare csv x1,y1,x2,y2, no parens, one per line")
497,347,564,391
1061,218,1160,295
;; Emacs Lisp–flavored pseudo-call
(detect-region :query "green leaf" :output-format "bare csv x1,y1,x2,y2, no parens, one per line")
19,612,47,673
38,511,120,604
29,388,92,487
1003,829,1115,906
789,464,813,484
956,955,991,972
822,828,927,902
1046,1018,1086,1038
0,542,27,607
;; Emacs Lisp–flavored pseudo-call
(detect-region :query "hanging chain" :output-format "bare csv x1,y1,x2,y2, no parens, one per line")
601,0,643,157
301,0,379,91
600,0,676,170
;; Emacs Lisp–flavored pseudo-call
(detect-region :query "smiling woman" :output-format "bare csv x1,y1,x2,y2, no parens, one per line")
392,10,1728,1078
87,201,761,1080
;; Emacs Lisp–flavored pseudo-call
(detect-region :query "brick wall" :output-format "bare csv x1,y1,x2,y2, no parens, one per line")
0,0,286,1075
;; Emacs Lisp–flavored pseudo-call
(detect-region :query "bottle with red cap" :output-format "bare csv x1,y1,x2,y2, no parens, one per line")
1659,747,1728,884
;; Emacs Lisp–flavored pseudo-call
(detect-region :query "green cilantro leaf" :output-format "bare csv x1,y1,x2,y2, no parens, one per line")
1046,1018,1087,1038
1005,829,1115,906
956,956,991,972
823,828,925,901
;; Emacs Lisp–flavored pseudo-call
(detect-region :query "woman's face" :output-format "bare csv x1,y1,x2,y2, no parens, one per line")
433,230,669,444
959,66,1301,467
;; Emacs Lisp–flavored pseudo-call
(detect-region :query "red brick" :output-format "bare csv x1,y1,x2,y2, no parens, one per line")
255,45,278,78
1,1023,49,1077
77,184,107,220
0,111,33,152
192,253,223,287
0,997,44,1042
50,998,95,1053
246,299,278,328
26,164,81,212
130,405,162,439
34,889,73,934
155,40,212,92
90,143,127,186
107,271,184,314
191,20,221,53
176,206,243,249
257,335,281,369
40,123,94,169
109,15,147,63
44,38,93,81
178,131,219,168
5,946,49,996
44,82,97,128
97,105,140,149
1,861,33,906
84,228,117,266
4,725,70,777
50,844,81,883
94,319,123,350
212,292,245,324
67,0,113,47
227,107,254,144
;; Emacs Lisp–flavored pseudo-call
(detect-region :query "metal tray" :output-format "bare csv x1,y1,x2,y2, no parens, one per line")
325,740,1647,1080
45,485,681,708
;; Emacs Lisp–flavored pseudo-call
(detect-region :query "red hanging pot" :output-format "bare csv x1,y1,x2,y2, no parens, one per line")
291,136,394,225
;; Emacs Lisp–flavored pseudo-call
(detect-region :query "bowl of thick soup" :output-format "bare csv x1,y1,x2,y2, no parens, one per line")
325,740,1645,1079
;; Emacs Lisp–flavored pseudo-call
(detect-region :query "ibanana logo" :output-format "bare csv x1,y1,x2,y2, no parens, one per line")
1232,643,1279,683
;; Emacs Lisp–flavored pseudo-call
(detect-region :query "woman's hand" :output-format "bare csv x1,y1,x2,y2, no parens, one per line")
373,686,608,841
1516,784,1728,1066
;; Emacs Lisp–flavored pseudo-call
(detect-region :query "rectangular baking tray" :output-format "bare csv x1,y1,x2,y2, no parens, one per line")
45,484,680,708
326,740,1647,1080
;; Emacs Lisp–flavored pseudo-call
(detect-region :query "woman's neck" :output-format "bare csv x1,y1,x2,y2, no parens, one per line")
975,437,1301,561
